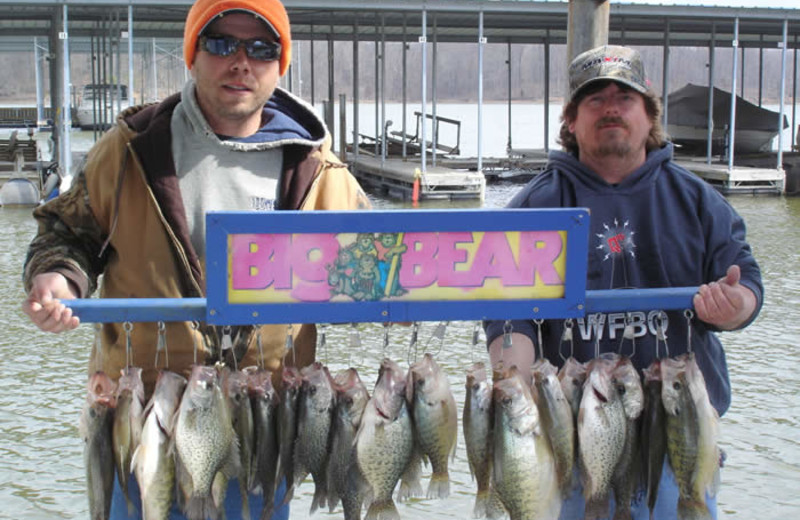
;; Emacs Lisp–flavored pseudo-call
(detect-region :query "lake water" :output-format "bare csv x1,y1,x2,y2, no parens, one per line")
1,181,799,519
3,98,800,518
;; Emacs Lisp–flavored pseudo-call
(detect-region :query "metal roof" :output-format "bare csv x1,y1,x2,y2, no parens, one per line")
0,0,798,51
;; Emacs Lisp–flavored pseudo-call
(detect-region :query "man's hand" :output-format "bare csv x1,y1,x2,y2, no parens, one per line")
693,265,757,331
22,272,80,333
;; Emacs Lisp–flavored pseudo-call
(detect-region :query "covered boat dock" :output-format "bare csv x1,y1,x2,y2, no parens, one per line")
0,0,799,194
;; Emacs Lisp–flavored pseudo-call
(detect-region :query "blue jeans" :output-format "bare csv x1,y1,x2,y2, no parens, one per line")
109,473,289,520
559,461,718,520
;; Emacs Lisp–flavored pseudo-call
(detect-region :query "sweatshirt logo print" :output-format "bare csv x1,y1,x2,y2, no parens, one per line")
597,219,636,261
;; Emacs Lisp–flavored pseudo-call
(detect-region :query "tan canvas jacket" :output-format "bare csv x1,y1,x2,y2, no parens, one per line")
24,89,371,395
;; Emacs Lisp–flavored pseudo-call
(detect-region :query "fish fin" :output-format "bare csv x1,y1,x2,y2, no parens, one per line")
364,498,400,520
472,490,489,518
485,487,506,520
426,472,450,499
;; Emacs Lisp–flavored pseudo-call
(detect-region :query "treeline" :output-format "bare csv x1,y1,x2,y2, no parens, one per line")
0,42,794,105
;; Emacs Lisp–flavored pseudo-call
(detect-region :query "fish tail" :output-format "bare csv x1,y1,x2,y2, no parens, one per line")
183,495,219,520
309,481,328,514
584,495,611,520
472,489,489,518
396,477,423,502
426,472,451,499
677,497,713,520
485,488,506,520
364,498,401,520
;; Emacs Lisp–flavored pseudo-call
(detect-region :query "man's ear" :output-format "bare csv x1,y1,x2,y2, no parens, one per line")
567,120,575,134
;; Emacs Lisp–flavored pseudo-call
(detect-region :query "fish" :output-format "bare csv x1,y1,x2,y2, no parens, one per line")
578,354,628,520
610,356,645,520
278,366,302,505
224,368,255,520
641,359,667,519
131,370,187,520
244,366,280,520
327,368,370,519
174,365,240,520
463,362,504,519
491,367,560,520
407,353,458,499
80,371,117,520
662,353,720,520
557,357,587,424
294,362,336,514
532,358,576,499
112,366,145,515
356,358,414,520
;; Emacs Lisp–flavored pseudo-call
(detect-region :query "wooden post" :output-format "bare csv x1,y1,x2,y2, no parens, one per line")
567,0,610,63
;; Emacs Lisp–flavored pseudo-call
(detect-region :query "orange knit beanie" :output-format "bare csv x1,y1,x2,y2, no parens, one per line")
183,0,292,76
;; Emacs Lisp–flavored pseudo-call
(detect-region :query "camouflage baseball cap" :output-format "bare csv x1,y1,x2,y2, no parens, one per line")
568,45,648,102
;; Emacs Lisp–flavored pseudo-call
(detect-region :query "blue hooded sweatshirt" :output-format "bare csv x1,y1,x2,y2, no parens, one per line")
484,143,763,415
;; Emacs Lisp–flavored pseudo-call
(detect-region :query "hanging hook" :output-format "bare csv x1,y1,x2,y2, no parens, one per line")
426,321,449,356
655,311,670,359
559,319,574,363
190,321,200,366
533,319,544,361
318,323,329,366
593,313,604,359
123,321,133,369
684,309,695,354
408,322,420,364
154,321,168,369
618,312,637,359
284,324,295,366
382,323,391,354
471,321,482,364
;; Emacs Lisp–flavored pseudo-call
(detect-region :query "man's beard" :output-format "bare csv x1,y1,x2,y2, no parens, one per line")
592,117,644,158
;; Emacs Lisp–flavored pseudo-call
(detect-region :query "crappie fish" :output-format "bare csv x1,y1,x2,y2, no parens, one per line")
532,358,575,498
278,366,302,505
610,356,644,520
578,355,628,520
327,368,370,519
557,357,587,424
662,353,720,520
112,366,145,515
131,370,187,520
641,359,667,519
80,371,117,520
492,367,560,520
244,366,280,520
174,365,240,520
294,362,336,514
463,362,504,519
224,368,255,520
407,353,458,499
356,358,414,520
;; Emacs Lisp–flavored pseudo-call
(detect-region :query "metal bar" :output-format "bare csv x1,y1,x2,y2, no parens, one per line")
477,9,484,173
62,288,698,324
128,5,134,106
707,24,715,164
34,37,44,127
544,32,550,153
353,21,359,163
778,18,788,171
62,4,72,178
421,8,427,173
432,13,438,167
728,17,739,172
507,39,512,153
310,25,315,105
662,20,670,128
402,14,407,160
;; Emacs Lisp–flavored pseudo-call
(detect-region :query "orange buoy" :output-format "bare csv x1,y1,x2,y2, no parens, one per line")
412,168,421,206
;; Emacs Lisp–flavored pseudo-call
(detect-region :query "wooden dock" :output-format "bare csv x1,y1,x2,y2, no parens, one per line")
350,154,485,201
677,157,785,195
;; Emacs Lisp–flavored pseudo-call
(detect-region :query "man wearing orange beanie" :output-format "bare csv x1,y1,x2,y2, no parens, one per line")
21,0,370,518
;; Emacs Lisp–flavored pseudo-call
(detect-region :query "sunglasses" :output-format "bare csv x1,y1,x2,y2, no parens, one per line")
199,35,281,62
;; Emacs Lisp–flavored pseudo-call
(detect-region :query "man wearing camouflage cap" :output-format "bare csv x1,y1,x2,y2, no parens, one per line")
485,45,762,519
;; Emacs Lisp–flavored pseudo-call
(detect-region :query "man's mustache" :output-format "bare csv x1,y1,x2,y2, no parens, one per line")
596,117,628,130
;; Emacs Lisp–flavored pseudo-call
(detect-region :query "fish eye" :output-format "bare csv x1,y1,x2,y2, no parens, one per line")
616,384,626,395
673,382,681,391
